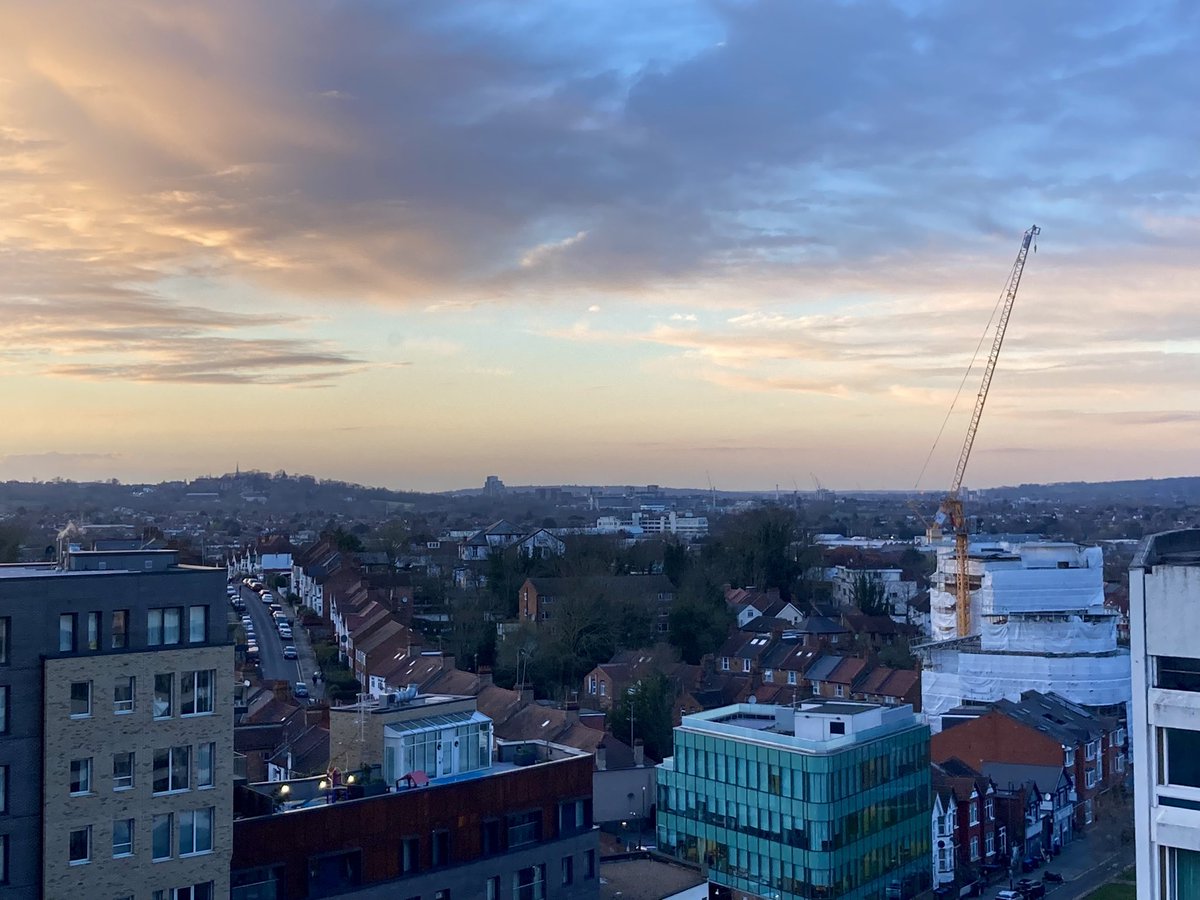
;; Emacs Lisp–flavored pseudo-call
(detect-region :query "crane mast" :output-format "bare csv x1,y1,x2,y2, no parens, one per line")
940,224,1040,638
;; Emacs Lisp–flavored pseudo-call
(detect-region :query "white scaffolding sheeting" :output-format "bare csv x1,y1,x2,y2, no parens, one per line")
980,615,1117,653
921,663,964,734
976,566,1105,616
957,651,1131,709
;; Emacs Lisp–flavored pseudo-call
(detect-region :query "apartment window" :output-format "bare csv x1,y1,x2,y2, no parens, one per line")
1086,740,1099,761
110,610,128,649
559,798,592,835
588,676,596,695
178,807,213,856
787,671,797,685
0,834,7,884
1086,768,1098,789
432,829,450,867
599,682,606,697
1116,753,1126,773
433,891,450,900
69,826,91,865
59,613,77,652
986,831,995,856
969,803,979,825
165,887,213,900
0,617,9,664
763,669,774,682
153,673,173,718
197,742,215,788
399,836,419,875
113,818,134,857
970,837,980,861
486,876,500,900
480,819,502,856
513,864,545,900
148,608,182,646
70,758,93,795
1156,655,1200,692
113,751,135,790
152,813,172,860
986,797,994,820
86,612,101,651
834,684,845,698
0,686,7,734
721,657,730,671
585,849,595,879
561,855,574,886
507,810,542,848
189,606,208,643
181,670,214,716
70,680,92,717
0,766,6,813
1065,747,1075,767
153,746,191,794
114,676,135,713
812,682,822,695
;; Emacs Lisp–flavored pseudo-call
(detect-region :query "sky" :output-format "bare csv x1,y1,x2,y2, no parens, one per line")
1,0,1198,492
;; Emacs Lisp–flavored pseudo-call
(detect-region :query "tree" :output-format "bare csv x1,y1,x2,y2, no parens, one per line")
850,572,892,617
668,572,732,664
0,524,24,563
610,671,675,762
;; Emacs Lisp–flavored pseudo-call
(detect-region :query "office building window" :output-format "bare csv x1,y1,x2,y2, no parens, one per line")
480,819,501,856
432,829,450,867
486,876,500,900
152,813,172,861
558,798,592,834
0,617,9,664
181,670,214,716
189,606,208,643
0,686,8,733
513,864,545,900
113,818,134,857
197,742,215,788
86,612,101,651
148,608,183,646
0,766,6,813
114,751,135,790
59,613,76,652
153,746,190,794
0,834,7,884
70,680,92,717
153,673,173,718
399,836,419,875
507,810,542,848
111,610,128,649
561,855,574,886
178,807,214,856
114,676,135,713
70,758,93,795
69,826,91,865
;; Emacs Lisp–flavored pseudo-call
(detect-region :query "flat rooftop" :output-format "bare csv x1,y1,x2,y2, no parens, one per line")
1134,529,1200,568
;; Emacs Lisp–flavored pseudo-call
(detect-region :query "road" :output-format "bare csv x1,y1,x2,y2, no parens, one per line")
239,584,304,685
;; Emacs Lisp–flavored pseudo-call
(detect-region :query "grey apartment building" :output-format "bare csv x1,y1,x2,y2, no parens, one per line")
0,546,233,899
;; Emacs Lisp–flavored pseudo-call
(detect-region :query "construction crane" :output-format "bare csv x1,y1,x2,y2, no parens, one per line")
932,224,1040,637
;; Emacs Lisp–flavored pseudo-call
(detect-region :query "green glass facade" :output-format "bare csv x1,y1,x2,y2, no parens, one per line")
657,713,931,899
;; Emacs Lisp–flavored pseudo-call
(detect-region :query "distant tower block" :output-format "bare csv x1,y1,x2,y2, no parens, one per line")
482,475,506,496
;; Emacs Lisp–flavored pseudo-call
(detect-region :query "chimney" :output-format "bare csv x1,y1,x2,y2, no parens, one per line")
442,654,456,671
633,739,645,768
595,745,607,771
478,667,493,687
519,687,534,708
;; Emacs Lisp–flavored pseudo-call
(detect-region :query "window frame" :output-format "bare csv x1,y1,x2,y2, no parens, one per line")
110,610,129,649
69,757,93,796
114,676,135,714
59,613,77,653
181,670,215,717
70,680,92,718
188,606,208,644
68,825,91,866
152,812,173,861
0,617,9,665
113,751,135,791
112,817,134,857
153,673,174,719
177,807,214,857
85,611,101,651
153,745,191,795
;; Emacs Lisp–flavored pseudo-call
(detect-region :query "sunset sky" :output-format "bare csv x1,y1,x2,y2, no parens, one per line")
2,1,1198,491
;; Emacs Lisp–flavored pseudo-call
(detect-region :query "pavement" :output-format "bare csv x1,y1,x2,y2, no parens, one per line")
236,583,324,703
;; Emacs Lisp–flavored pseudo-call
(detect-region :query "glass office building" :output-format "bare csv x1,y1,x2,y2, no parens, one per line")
657,700,931,900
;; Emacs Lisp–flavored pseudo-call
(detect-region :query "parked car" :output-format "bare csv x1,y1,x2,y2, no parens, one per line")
283,645,298,659
1016,878,1046,899
278,628,293,640
294,682,309,699
997,892,1023,900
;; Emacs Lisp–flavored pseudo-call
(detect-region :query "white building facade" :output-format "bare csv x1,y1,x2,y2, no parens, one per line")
920,541,1131,732
1129,530,1200,899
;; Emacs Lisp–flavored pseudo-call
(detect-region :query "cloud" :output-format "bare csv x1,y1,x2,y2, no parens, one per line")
587,305,601,313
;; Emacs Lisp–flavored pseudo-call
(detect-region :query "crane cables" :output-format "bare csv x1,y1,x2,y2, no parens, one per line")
912,254,1014,493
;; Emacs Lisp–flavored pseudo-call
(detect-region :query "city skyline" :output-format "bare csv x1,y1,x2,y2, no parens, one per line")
2,1,1197,492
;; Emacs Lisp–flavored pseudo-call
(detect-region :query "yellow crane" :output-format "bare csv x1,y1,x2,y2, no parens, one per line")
932,224,1040,637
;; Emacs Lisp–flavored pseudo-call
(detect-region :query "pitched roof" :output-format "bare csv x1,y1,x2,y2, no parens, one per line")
827,657,869,685
804,654,844,683
800,616,850,635
982,761,1069,795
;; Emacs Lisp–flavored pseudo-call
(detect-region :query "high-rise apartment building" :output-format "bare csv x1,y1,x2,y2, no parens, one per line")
656,699,931,900
0,547,232,898
1129,530,1200,899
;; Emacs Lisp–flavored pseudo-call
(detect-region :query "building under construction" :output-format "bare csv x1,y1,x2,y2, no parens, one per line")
918,539,1131,733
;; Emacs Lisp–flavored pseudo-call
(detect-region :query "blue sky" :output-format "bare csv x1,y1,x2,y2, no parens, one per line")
1,0,1198,490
